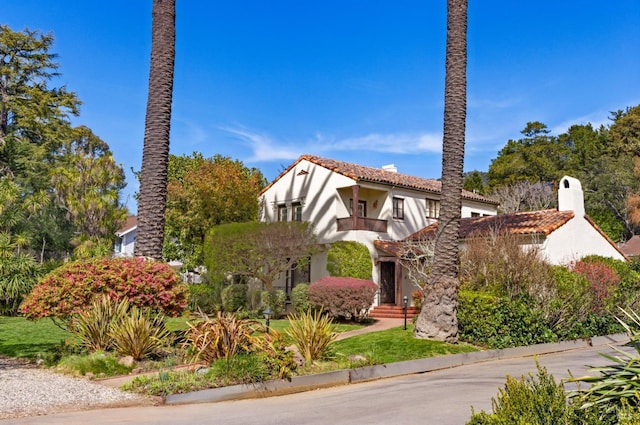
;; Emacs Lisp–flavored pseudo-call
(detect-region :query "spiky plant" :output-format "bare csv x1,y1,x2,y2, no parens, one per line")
109,304,171,360
70,295,128,352
286,309,338,364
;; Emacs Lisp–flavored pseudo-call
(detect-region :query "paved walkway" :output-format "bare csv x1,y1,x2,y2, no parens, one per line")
335,318,405,341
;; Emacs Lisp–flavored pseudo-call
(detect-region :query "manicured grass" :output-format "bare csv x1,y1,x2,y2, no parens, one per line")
0,316,71,359
332,324,478,364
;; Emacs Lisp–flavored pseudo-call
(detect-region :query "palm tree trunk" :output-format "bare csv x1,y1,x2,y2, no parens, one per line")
135,0,176,259
414,0,467,342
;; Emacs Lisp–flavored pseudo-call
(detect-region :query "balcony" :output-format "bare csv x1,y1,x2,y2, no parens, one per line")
336,217,388,232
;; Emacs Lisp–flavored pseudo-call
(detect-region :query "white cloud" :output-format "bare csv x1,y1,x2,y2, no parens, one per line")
220,126,445,162
219,126,301,162
550,111,611,135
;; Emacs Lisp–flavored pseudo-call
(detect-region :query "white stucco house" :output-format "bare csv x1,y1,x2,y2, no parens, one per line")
259,154,499,309
114,216,137,257
375,176,627,309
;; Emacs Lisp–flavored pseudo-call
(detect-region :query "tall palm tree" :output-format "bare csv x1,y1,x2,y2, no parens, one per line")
414,0,467,343
135,0,176,259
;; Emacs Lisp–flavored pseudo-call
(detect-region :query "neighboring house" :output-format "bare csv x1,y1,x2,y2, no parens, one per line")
259,154,499,304
114,216,137,257
376,176,627,307
619,236,640,258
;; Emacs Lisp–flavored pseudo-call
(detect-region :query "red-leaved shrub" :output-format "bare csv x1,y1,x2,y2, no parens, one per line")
20,257,188,321
308,276,377,321
571,261,620,313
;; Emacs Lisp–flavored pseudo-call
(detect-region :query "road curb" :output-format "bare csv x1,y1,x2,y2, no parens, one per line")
162,332,629,405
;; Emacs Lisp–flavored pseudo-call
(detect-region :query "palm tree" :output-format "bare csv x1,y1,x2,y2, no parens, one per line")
135,0,176,259
413,0,467,342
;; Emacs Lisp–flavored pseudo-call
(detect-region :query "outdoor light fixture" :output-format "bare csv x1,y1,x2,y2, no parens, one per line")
402,295,409,330
263,307,273,334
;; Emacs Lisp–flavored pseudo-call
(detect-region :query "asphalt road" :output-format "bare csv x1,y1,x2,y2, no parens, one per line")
2,342,632,425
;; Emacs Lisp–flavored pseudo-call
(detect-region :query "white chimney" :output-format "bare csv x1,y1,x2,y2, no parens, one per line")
381,164,397,173
558,176,585,217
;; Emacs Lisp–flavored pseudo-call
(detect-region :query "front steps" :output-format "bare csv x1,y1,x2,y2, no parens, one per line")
369,304,419,319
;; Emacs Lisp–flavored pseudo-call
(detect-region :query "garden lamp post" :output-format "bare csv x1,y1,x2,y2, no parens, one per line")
263,307,273,334
403,295,409,330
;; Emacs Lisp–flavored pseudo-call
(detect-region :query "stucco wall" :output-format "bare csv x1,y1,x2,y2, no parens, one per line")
541,216,625,264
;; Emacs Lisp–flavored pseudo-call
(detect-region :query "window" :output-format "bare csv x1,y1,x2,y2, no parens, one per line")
471,212,480,217
426,199,440,218
286,258,311,296
292,202,303,221
349,199,367,217
278,204,288,221
392,197,404,220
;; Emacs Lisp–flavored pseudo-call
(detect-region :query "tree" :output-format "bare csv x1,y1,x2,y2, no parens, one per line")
413,0,467,342
203,221,318,291
135,0,176,259
0,25,79,258
51,125,127,256
164,153,266,269
487,122,569,188
463,170,486,195
490,180,555,213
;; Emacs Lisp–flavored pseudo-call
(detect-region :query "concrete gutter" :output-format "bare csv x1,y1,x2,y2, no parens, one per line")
164,333,628,406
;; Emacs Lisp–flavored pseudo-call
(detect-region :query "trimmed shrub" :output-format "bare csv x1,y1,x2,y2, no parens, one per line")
221,284,247,312
458,290,554,349
308,276,377,321
326,241,373,280
261,289,286,319
20,257,188,322
290,283,311,313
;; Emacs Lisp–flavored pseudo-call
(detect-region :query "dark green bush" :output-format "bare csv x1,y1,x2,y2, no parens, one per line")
290,283,311,313
458,290,554,349
326,241,372,280
188,284,221,313
221,284,248,312
261,289,286,319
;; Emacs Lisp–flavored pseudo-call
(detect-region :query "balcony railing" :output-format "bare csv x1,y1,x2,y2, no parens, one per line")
336,217,388,232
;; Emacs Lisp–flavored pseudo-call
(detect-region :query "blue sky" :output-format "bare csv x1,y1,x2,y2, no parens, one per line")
4,1,639,213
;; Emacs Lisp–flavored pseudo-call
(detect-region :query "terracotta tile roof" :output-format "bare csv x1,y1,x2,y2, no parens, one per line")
116,216,137,235
405,209,575,241
619,235,640,257
259,154,498,205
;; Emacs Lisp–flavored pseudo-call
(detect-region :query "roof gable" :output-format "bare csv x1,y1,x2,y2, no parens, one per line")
259,154,497,205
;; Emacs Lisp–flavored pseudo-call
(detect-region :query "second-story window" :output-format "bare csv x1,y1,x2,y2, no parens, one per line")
349,199,367,217
292,202,303,221
426,198,440,219
278,204,289,221
392,197,404,220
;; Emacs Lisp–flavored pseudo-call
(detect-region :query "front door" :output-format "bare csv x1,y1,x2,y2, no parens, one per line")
379,262,396,304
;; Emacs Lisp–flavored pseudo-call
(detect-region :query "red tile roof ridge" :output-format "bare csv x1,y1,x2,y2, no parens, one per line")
259,154,498,205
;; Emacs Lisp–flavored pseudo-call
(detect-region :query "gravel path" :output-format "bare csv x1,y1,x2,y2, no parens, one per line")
0,357,154,419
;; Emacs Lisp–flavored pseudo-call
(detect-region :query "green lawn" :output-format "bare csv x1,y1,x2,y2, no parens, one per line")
0,317,474,366
0,316,71,358
333,324,477,364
